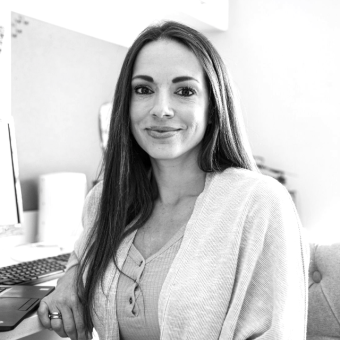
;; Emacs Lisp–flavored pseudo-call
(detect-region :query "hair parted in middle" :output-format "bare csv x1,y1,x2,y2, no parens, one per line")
76,20,257,335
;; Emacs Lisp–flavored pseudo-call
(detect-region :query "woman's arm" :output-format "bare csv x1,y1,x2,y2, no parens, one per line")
220,179,309,339
38,265,91,340
38,183,101,339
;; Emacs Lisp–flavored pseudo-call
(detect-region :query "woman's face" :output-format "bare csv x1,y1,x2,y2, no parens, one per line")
130,39,209,164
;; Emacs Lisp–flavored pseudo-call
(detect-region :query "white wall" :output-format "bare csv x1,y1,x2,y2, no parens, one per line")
205,0,340,241
10,0,228,47
11,15,127,211
0,7,11,118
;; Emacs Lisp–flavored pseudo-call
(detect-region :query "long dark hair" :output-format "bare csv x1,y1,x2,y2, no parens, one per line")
77,21,257,335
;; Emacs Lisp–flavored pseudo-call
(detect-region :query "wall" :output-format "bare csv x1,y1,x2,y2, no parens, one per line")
205,0,340,241
12,14,127,211
0,9,11,118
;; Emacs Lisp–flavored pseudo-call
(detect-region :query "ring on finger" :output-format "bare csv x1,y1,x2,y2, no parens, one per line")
49,312,62,320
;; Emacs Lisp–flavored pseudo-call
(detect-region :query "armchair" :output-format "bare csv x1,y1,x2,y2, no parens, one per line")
307,242,340,339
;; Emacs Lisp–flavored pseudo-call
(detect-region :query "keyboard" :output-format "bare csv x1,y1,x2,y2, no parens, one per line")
0,253,70,286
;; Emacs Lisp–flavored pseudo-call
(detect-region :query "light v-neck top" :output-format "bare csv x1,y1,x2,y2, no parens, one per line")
116,225,186,340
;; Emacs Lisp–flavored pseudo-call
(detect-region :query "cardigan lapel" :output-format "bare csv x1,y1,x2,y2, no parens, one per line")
157,172,215,338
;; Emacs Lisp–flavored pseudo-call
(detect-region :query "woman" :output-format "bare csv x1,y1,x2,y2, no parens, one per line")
38,21,309,340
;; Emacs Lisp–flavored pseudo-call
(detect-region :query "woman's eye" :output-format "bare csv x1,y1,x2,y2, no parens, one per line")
134,86,153,95
176,87,196,97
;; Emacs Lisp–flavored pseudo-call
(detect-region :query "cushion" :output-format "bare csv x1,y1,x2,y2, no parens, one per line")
307,243,340,339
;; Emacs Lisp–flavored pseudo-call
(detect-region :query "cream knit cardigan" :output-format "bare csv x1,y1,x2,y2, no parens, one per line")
67,167,309,340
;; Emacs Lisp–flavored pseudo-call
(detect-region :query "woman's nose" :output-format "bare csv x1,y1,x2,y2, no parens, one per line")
150,92,174,118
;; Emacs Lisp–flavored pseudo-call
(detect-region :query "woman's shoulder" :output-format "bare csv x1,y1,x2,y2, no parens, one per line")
212,167,292,205
82,181,103,226
215,166,281,188
86,180,103,203
213,168,300,236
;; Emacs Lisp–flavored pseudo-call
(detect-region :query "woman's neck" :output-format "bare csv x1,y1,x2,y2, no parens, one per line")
150,157,206,206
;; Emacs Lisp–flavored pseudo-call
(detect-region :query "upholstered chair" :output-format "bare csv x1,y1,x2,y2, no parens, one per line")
307,243,340,339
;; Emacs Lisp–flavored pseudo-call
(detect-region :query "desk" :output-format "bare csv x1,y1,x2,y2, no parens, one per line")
0,236,62,340
0,213,83,340
0,280,58,340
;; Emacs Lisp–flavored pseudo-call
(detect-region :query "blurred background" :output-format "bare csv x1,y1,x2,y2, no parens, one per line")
2,0,340,243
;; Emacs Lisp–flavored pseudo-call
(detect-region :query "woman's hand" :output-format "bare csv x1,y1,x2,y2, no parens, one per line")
37,265,91,340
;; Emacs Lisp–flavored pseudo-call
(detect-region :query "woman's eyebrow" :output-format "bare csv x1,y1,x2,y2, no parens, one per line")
131,75,199,83
172,76,199,83
132,75,154,82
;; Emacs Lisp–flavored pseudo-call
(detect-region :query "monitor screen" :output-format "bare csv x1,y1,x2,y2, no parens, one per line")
0,117,23,235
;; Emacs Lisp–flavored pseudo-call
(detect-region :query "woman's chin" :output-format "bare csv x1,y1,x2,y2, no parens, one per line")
149,152,181,162
148,147,200,165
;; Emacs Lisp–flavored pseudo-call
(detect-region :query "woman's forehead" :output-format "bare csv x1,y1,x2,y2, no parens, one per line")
132,39,205,80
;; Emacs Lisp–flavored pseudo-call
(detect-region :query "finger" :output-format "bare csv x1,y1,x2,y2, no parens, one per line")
51,318,68,338
37,300,52,330
58,305,79,340
61,300,92,340
72,301,92,340
38,297,68,337
48,307,69,339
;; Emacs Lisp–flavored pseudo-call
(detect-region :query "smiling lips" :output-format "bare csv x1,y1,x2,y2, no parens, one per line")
146,126,181,139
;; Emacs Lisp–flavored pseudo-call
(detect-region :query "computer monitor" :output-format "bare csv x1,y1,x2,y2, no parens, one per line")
0,116,23,235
